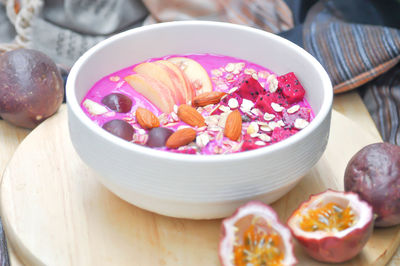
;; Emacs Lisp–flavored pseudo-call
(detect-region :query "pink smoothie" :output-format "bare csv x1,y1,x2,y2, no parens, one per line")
81,53,314,155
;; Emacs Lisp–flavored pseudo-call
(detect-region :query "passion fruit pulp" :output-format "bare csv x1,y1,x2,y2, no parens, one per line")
287,190,374,263
219,201,297,266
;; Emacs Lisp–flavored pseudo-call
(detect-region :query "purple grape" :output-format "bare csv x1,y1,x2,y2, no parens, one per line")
101,93,132,113
102,119,135,141
146,127,174,147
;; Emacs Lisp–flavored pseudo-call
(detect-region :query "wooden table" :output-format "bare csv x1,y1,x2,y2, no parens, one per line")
1,91,399,265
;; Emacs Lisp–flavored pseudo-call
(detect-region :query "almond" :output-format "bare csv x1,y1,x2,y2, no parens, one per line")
177,104,206,127
136,107,160,129
192,91,226,107
224,109,242,141
166,128,197,149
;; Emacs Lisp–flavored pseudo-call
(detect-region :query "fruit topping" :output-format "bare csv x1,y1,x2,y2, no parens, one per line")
282,107,310,127
135,107,160,130
219,201,297,266
242,134,261,151
254,93,279,114
237,77,265,101
277,72,305,104
224,110,242,141
102,119,135,141
344,142,400,227
271,127,295,142
177,104,206,127
101,93,133,113
287,190,374,263
124,73,176,113
146,127,174,148
166,128,197,149
168,57,213,96
192,91,226,107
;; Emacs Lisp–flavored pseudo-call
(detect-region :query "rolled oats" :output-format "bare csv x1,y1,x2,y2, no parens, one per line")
271,103,284,112
287,104,300,114
228,98,239,109
294,118,309,129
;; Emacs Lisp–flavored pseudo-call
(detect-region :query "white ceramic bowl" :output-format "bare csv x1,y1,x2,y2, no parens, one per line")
67,21,332,219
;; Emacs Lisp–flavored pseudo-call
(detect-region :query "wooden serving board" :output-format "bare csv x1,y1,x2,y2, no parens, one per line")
1,106,400,266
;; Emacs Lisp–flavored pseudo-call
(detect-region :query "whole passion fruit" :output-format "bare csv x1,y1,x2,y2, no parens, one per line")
287,190,374,263
219,201,297,266
0,48,64,128
344,142,400,227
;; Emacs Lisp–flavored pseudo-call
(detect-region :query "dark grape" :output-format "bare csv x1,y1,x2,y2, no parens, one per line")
101,93,133,113
102,119,135,141
146,127,174,147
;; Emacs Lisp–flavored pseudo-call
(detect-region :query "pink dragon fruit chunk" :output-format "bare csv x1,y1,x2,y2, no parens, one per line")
254,93,278,114
271,127,296,142
241,134,261,151
282,107,311,127
277,72,305,103
237,77,265,101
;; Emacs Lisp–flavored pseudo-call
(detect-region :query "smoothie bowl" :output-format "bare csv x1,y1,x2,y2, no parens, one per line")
66,21,332,219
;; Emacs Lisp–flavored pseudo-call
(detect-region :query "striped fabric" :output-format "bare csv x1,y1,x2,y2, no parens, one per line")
303,2,400,93
302,0,400,145
361,66,400,145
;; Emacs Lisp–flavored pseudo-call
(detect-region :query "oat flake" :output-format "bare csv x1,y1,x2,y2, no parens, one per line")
240,99,255,112
287,105,300,114
228,86,239,94
268,77,278,93
260,126,272,132
228,98,239,109
268,121,280,130
271,102,284,112
263,112,275,121
247,122,259,135
196,133,211,148
258,134,271,142
294,118,309,129
225,63,235,72
255,141,266,146
83,99,108,115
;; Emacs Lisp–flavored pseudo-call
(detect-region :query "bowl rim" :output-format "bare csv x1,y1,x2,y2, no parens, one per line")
66,20,333,163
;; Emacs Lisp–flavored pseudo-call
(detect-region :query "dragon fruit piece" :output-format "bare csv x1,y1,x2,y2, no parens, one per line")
277,72,305,103
254,93,278,114
282,107,311,127
237,77,265,101
270,127,296,142
221,92,243,108
241,134,260,151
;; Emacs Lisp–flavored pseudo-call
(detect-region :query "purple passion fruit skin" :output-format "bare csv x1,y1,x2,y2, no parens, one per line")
0,48,64,129
287,190,374,263
344,142,400,227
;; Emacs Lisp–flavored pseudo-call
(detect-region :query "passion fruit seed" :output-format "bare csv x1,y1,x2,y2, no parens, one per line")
299,202,356,232
234,223,284,266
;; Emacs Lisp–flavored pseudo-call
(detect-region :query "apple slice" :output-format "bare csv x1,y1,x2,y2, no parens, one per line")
154,60,193,104
134,62,185,105
124,73,175,113
168,57,213,96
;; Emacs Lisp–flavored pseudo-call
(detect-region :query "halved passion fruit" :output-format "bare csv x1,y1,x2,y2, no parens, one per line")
219,201,297,266
287,190,374,263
